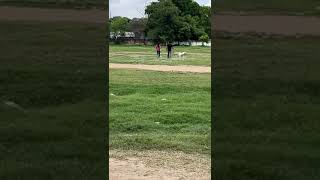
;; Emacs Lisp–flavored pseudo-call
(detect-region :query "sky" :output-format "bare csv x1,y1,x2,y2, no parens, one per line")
110,0,211,18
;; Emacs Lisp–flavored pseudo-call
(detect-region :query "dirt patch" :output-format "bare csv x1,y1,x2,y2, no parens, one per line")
111,52,207,55
214,15,320,35
110,53,154,57
109,63,211,73
0,6,106,23
109,150,211,180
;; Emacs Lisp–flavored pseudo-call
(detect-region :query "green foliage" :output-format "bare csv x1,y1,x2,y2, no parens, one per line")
128,18,147,38
172,0,201,16
176,16,193,41
199,33,209,45
110,16,131,36
199,6,211,38
145,0,211,42
145,0,180,42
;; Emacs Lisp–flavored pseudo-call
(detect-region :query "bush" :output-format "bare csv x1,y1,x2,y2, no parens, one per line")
199,34,209,46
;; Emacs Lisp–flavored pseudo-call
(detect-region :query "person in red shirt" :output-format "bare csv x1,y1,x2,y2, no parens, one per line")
155,43,161,58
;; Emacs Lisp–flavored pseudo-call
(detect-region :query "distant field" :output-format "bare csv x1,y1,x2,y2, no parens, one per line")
214,0,320,15
214,35,320,179
110,45,211,66
0,21,106,179
109,69,211,155
0,0,106,8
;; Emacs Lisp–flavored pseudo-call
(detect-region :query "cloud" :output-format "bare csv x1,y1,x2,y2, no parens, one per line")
110,0,120,3
110,0,210,18
109,0,152,18
207,0,211,6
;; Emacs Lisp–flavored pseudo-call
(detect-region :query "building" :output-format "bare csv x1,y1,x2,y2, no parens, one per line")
110,31,149,45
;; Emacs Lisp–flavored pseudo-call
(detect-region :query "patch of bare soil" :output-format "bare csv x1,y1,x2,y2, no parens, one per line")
214,15,320,35
109,63,211,73
109,150,211,180
110,53,155,57
111,52,207,55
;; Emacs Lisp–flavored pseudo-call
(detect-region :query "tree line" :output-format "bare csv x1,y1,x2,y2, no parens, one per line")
109,0,211,44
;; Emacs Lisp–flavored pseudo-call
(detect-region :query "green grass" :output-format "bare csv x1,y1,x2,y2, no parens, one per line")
0,0,107,9
110,45,211,66
0,21,107,179
109,45,211,155
213,35,320,179
214,0,320,15
109,69,211,155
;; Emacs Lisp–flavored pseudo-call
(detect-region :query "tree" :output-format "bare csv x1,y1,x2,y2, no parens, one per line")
176,15,200,41
171,0,201,16
110,16,130,38
145,0,180,43
176,17,192,42
199,33,209,46
128,18,147,39
145,0,211,42
170,0,207,41
199,6,211,38
146,0,210,43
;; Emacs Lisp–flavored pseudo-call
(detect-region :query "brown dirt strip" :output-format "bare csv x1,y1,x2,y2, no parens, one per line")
214,15,320,35
109,150,211,180
109,63,211,73
0,6,106,23
110,52,155,57
111,52,208,55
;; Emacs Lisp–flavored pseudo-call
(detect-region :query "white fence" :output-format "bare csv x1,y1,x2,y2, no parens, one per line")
174,40,211,47
110,32,135,38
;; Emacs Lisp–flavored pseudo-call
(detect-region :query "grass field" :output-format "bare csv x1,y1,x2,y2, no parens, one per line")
214,0,320,15
0,21,107,179
213,34,320,179
109,69,211,155
109,44,211,155
0,0,106,8
110,45,211,66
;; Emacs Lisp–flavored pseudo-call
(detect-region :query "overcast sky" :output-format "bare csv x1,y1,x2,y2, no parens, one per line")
110,0,211,18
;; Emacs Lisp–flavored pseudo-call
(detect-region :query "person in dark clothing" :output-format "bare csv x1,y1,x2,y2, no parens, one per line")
167,43,173,58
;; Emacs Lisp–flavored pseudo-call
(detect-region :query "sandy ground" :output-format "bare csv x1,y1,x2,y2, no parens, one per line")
109,150,211,180
109,63,211,73
214,15,320,35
